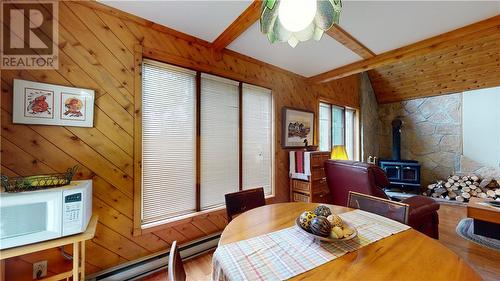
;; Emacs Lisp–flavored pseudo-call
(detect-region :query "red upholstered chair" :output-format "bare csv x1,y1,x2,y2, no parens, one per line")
325,160,440,239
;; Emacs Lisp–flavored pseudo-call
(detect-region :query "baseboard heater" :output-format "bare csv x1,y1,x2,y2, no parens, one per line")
86,232,221,281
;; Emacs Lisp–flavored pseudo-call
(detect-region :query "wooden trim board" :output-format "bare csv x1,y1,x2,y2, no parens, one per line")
211,0,262,55
326,25,375,59
133,44,144,236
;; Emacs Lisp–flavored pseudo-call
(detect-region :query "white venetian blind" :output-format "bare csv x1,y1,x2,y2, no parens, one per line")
200,74,240,210
345,109,355,160
332,105,345,146
319,102,331,152
242,84,273,195
141,60,196,225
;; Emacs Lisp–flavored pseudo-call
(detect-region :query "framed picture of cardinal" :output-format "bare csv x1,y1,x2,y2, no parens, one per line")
13,79,94,127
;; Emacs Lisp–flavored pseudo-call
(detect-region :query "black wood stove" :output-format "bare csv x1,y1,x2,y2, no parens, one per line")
379,119,421,193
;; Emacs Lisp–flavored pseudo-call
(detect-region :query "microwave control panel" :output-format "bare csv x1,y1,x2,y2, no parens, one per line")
63,192,83,235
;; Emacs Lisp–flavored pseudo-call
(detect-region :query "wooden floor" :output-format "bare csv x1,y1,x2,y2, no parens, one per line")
437,204,500,281
142,204,500,281
138,251,214,281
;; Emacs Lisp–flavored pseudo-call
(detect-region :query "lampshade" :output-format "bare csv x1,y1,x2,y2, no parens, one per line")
260,0,342,48
331,145,348,160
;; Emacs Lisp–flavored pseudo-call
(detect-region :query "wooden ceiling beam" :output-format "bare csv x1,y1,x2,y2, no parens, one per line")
211,0,262,53
326,24,375,59
309,15,500,83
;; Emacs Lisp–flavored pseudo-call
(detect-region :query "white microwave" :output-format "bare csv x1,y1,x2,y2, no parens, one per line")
0,180,92,250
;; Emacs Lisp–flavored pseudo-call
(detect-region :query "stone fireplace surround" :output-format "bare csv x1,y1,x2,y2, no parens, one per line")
359,73,499,188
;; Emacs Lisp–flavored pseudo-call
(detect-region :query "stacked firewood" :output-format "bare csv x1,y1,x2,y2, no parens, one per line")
424,175,500,202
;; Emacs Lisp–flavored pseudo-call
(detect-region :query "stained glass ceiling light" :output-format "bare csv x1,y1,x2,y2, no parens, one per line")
260,0,342,48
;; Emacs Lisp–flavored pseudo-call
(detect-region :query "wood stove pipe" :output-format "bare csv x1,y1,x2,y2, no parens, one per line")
391,119,403,160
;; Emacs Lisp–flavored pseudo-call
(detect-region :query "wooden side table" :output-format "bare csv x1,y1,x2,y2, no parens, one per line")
467,198,500,239
0,215,98,281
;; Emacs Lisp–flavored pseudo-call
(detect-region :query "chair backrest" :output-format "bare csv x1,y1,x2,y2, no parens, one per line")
168,241,186,281
324,160,390,206
347,191,410,224
225,187,265,222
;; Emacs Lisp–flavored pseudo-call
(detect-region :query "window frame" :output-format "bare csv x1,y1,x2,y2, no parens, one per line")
318,99,360,161
133,46,275,235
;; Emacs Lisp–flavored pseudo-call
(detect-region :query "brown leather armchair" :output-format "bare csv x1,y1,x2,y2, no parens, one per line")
325,160,440,239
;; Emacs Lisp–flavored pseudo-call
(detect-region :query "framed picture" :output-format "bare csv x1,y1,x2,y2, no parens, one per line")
13,79,94,127
282,107,314,148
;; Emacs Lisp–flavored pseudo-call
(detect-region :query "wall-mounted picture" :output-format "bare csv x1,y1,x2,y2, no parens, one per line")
24,88,54,119
13,79,94,127
282,107,314,148
61,93,86,121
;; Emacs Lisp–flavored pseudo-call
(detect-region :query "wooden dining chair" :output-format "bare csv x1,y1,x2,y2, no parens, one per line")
347,191,410,224
168,241,186,281
225,187,265,222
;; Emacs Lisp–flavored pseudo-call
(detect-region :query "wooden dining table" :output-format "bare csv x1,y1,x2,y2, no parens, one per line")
218,202,481,281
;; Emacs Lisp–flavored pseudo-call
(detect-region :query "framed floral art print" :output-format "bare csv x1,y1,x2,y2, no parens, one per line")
12,79,94,127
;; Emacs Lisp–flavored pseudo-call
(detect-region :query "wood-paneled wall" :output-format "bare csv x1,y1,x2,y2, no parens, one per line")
0,2,359,279
369,26,500,103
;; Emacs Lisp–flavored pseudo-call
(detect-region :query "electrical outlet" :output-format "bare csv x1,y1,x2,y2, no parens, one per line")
32,260,47,280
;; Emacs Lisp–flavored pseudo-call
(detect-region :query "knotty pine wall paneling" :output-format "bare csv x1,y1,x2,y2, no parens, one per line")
0,1,359,279
369,25,500,103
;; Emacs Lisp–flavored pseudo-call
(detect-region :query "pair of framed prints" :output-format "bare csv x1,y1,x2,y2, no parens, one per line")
12,79,94,128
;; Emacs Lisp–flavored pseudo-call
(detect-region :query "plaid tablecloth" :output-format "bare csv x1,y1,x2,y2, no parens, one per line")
212,209,411,281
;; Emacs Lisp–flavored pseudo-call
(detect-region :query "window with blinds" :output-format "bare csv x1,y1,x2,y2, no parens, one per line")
319,103,331,151
332,105,345,146
200,74,240,210
242,84,273,195
141,60,196,224
345,109,355,160
318,102,359,161
140,60,274,227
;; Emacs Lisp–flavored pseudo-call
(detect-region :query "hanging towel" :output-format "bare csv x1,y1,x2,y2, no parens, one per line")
289,151,311,180
296,150,304,173
304,152,311,176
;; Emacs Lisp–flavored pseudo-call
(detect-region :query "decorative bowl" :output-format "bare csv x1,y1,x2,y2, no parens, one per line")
295,217,358,242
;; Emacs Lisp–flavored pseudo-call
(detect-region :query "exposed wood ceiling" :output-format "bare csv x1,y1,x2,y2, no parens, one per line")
101,1,500,78
308,15,500,83
369,23,500,103
98,1,500,103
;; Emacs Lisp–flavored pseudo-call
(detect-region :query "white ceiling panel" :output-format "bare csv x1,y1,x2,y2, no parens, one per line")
340,1,500,54
227,23,362,77
100,0,252,42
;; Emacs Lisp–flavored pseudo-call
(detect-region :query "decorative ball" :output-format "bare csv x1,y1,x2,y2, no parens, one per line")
327,214,343,227
310,216,332,237
332,226,344,239
329,229,340,239
314,205,332,217
299,211,316,231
